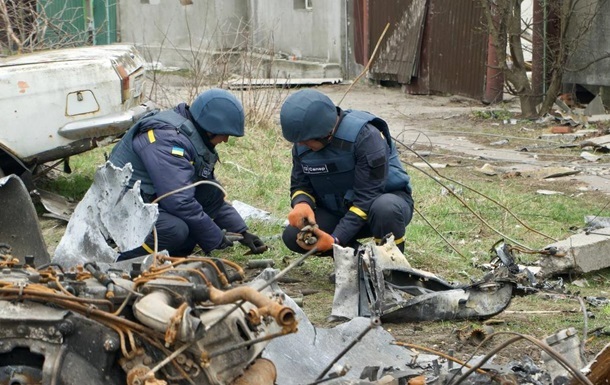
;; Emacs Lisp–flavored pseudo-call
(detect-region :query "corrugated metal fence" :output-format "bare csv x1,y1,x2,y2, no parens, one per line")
359,0,489,101
38,0,117,47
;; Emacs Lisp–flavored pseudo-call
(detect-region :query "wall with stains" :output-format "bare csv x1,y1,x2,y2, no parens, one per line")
117,0,248,69
248,0,345,64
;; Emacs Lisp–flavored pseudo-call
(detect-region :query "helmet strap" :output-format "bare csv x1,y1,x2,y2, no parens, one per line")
317,115,341,146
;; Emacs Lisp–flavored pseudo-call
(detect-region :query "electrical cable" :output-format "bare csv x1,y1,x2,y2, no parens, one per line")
395,136,557,244
448,331,594,385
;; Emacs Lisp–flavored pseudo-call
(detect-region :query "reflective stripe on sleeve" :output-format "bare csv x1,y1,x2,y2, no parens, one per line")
142,242,154,254
349,205,368,220
291,190,316,203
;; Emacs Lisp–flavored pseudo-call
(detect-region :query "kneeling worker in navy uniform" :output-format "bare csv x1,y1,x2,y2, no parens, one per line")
110,88,266,260
280,89,414,254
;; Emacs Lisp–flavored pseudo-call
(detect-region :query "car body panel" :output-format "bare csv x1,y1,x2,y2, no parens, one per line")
0,44,149,167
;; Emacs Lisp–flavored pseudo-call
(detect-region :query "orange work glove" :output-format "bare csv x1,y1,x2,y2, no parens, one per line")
297,227,335,253
288,202,316,229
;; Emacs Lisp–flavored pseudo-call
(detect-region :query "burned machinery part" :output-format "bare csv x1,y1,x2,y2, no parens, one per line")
297,224,319,246
0,252,297,385
329,238,518,323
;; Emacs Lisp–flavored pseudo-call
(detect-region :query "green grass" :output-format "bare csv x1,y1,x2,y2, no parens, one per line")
47,116,610,285
36,148,108,200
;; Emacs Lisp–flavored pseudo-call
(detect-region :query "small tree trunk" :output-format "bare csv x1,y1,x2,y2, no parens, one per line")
519,94,540,118
539,70,564,114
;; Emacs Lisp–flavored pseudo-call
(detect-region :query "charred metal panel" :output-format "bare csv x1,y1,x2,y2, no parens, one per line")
369,0,428,84
0,175,50,266
426,0,488,99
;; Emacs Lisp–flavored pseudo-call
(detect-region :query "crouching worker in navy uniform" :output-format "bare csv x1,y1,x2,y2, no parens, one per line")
109,88,267,261
280,89,414,255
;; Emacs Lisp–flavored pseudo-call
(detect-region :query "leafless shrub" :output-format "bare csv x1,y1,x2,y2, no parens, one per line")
141,11,288,130
0,0,113,54
480,0,609,117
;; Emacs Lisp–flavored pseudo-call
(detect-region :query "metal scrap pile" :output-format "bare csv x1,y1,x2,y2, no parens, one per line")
0,247,295,385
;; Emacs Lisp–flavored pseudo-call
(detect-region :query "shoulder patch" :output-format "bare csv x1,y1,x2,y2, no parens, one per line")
171,146,185,157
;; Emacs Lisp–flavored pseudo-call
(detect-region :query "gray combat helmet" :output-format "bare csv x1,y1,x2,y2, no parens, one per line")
280,89,338,142
190,88,245,137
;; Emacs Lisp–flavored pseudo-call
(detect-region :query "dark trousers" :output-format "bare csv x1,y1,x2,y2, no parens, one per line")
116,183,228,261
282,192,413,255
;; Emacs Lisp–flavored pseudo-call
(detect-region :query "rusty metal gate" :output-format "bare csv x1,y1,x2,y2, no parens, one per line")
358,0,489,101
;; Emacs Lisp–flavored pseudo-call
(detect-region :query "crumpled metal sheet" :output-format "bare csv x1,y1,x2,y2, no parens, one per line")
263,296,438,385
330,244,359,320
361,242,515,323
0,175,50,266
52,162,158,267
328,240,514,324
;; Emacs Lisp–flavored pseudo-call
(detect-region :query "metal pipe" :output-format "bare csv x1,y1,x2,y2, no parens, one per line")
115,0,121,42
208,286,296,329
204,247,317,333
344,0,349,78
105,0,111,44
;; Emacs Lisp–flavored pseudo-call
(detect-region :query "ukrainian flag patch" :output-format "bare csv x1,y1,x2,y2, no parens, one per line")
171,146,185,157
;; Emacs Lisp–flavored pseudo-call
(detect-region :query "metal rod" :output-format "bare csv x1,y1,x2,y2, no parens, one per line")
204,247,318,333
206,331,286,360
314,317,379,382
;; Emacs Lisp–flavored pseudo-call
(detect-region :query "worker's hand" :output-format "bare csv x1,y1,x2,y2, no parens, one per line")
239,231,268,255
288,203,316,229
297,227,335,253
216,235,234,250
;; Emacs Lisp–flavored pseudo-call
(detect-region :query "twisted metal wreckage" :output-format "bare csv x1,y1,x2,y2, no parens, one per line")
0,164,608,385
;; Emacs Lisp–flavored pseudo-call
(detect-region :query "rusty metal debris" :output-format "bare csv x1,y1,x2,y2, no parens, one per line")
297,224,319,246
0,251,296,385
2,162,609,385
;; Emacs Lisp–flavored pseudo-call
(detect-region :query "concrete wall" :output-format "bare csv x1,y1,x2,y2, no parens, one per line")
248,0,345,63
117,0,349,79
564,0,610,88
118,0,248,69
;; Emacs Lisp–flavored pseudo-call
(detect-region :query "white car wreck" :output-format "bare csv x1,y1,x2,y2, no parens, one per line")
0,44,154,178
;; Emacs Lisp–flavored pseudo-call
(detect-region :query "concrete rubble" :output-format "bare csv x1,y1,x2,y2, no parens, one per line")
539,227,610,276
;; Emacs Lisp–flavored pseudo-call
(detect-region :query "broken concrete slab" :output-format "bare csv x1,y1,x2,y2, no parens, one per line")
588,114,610,123
580,134,610,151
585,215,610,230
584,95,607,116
581,151,602,162
541,328,585,381
539,227,610,276
539,130,596,141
